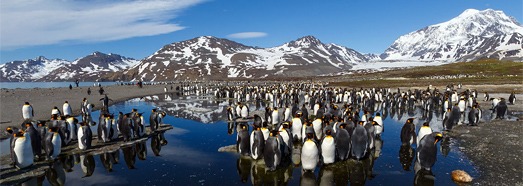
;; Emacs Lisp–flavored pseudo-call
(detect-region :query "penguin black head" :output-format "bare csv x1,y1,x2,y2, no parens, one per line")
5,127,16,134
79,122,86,126
325,129,333,136
83,98,87,101
305,132,315,141
376,112,381,117
434,132,443,144
65,101,68,103
24,102,30,105
14,131,25,137
53,106,58,109
407,118,414,123
281,122,290,130
24,122,32,128
269,130,279,137
358,121,365,126
51,114,58,120
423,122,430,127
132,108,138,112
152,109,157,112
368,117,374,122
372,121,379,126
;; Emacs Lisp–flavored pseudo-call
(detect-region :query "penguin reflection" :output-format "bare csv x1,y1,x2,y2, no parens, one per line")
100,152,113,172
136,141,147,160
236,156,251,183
414,161,435,186
319,165,335,186
80,154,95,177
122,145,136,169
19,174,45,186
46,160,66,186
250,159,293,186
227,121,235,135
348,160,366,186
110,149,120,164
300,171,317,186
151,132,167,156
59,154,75,172
440,135,451,157
399,144,414,171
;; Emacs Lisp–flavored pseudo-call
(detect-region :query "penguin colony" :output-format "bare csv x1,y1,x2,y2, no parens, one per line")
7,98,167,170
221,81,515,176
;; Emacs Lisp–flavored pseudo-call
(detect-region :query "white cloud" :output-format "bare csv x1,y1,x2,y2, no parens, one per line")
227,32,268,39
0,0,205,49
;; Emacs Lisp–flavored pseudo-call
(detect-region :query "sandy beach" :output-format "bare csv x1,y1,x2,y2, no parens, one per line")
0,83,172,139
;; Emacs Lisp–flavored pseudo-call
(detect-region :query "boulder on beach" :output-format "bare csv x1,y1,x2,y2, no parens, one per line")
451,170,473,183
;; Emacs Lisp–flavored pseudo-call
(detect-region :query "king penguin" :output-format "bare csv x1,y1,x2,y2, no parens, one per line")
416,122,432,147
45,127,62,160
320,128,336,165
24,122,41,159
496,98,508,119
264,130,281,171
301,132,319,171
417,132,443,171
22,102,34,121
351,121,369,160
78,122,92,150
62,101,72,117
335,123,351,161
400,118,417,146
236,123,250,156
12,131,34,169
374,113,384,137
250,124,265,160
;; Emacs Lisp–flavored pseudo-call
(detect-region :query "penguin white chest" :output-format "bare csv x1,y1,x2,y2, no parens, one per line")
14,137,34,169
78,128,86,150
301,140,319,171
51,133,62,158
321,137,336,164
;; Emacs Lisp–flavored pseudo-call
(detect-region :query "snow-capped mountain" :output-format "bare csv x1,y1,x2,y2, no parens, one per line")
0,52,139,82
115,35,367,81
0,56,68,82
381,9,523,62
41,52,140,81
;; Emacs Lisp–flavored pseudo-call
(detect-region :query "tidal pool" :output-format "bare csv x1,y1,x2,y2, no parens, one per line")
17,93,477,185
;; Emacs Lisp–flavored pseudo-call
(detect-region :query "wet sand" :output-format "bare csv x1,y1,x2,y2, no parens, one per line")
0,84,173,139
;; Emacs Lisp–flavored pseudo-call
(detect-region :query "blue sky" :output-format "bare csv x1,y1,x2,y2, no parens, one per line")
1,0,521,63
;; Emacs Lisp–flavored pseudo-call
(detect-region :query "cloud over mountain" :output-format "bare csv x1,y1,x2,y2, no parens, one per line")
0,0,205,49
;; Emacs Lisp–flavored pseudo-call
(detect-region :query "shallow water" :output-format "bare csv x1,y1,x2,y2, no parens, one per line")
0,82,120,89
15,93,478,185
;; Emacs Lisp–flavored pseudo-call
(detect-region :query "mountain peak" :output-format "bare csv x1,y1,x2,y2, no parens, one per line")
288,35,322,48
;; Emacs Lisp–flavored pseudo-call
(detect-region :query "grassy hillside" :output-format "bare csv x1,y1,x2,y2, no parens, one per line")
330,59,523,89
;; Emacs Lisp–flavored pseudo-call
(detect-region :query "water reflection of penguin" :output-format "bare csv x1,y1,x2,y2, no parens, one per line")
319,165,335,186
60,154,75,172
80,154,95,177
122,145,136,169
46,160,66,186
348,160,367,186
414,166,435,186
291,144,301,167
151,133,162,156
136,141,147,160
333,160,350,185
399,144,414,171
440,135,450,157
236,156,251,183
374,137,383,159
100,152,113,172
300,171,317,186
110,149,120,164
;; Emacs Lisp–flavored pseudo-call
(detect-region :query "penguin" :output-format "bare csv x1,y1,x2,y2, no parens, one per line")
51,106,61,116
278,122,292,157
134,113,145,138
250,125,265,160
78,122,92,150
150,109,159,132
36,121,47,153
12,131,34,169
5,127,20,166
364,121,376,150
23,122,41,159
484,92,490,102
252,114,263,129
291,112,303,142
458,97,466,124
374,113,384,137
416,122,432,147
417,132,443,170
65,116,78,141
62,101,72,117
312,116,323,141
236,123,250,156
301,132,319,171
320,128,336,165
236,102,242,118
98,114,108,142
261,121,270,141
496,98,508,119
45,127,61,160
241,104,249,119
271,107,280,125
227,107,235,121
118,112,132,142
301,121,316,143
264,130,281,171
283,105,292,122
351,121,369,160
509,92,516,105
468,105,480,126
22,102,34,120
335,123,351,161
400,118,417,146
